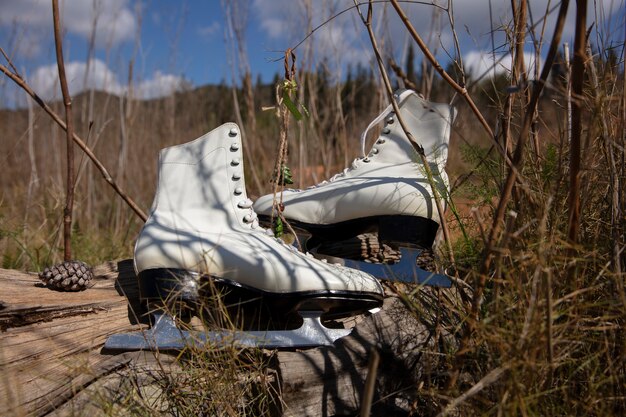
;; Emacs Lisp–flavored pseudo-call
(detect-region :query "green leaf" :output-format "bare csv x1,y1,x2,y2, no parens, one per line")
282,93,303,121
281,165,293,185
274,217,283,238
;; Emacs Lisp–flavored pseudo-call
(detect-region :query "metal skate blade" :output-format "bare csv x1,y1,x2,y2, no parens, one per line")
104,311,351,351
317,248,452,287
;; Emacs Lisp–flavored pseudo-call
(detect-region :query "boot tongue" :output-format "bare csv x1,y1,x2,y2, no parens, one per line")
392,88,413,101
359,89,416,156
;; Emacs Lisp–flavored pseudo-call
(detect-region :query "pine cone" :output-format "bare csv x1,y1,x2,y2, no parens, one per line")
39,260,93,291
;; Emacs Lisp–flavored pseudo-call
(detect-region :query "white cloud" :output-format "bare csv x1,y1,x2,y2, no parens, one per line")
251,0,373,79
250,0,622,79
252,0,304,40
0,0,136,47
28,59,123,100
135,71,187,99
420,0,622,52
198,21,221,39
258,17,286,40
26,59,184,101
464,50,540,80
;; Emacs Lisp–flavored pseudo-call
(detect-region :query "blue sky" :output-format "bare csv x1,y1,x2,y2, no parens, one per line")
0,0,623,107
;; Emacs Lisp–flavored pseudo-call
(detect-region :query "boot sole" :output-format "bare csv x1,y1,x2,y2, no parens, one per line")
137,268,383,329
260,214,439,249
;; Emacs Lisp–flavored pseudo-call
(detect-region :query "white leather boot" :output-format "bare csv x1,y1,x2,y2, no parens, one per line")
105,123,383,350
254,89,454,249
253,90,455,287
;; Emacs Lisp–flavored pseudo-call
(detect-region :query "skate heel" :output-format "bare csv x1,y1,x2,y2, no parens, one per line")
378,215,439,248
138,268,200,314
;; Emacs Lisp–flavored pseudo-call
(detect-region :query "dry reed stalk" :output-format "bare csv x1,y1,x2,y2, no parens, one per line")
488,0,532,316
52,0,76,261
567,0,587,247
621,17,626,274
512,0,529,94
23,92,39,237
564,43,572,143
496,0,527,214
585,41,625,306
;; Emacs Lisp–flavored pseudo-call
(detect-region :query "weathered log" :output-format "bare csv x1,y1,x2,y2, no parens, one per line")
0,261,455,416
277,292,450,416
0,260,147,416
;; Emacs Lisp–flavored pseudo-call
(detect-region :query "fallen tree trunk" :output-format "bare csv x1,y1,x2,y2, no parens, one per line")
0,261,455,416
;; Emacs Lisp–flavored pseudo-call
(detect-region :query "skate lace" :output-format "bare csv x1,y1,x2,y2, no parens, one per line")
237,198,305,248
236,199,305,253
358,100,395,157
237,198,261,229
309,90,411,189
309,104,391,188
235,203,356,271
238,199,335,261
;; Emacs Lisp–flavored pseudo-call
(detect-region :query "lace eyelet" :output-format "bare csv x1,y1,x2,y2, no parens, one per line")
237,199,253,209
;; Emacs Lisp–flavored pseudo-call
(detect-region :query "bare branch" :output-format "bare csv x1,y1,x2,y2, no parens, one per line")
52,0,75,261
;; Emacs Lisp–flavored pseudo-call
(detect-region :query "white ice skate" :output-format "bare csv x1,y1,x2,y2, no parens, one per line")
254,89,454,287
104,123,383,351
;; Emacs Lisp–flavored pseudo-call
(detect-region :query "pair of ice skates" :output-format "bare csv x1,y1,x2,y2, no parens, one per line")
105,89,455,351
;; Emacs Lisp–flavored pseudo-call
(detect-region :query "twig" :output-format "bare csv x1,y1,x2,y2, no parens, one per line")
388,58,418,91
564,43,572,144
267,51,302,249
52,0,76,262
0,64,148,222
288,1,446,57
388,0,494,141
